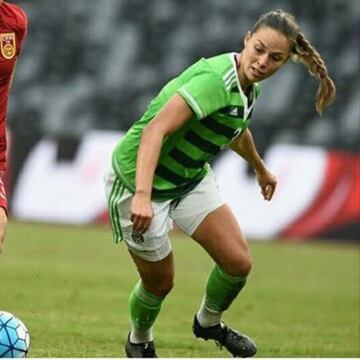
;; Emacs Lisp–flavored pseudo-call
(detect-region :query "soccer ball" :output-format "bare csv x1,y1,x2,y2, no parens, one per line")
0,311,30,358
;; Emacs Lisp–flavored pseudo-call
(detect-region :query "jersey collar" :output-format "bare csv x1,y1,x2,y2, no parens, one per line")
230,53,256,120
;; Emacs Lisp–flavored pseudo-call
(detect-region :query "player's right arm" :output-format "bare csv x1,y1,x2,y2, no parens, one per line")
131,94,194,233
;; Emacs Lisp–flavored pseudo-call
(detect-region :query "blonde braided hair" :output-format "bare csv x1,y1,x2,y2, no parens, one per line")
292,32,336,113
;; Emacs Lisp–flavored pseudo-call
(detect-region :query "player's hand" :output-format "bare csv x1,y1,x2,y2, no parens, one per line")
130,192,153,234
255,168,277,201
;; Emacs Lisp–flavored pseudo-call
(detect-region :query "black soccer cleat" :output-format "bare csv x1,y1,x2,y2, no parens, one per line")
125,333,158,358
192,315,257,358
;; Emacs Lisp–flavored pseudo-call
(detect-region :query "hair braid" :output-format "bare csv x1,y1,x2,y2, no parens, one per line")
292,32,336,113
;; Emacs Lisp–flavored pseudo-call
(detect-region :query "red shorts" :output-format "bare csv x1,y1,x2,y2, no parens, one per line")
0,171,8,215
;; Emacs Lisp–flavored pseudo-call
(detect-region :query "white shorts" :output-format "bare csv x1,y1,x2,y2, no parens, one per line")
104,167,225,262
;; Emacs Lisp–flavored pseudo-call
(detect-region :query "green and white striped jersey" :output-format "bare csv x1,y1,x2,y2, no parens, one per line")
112,52,260,200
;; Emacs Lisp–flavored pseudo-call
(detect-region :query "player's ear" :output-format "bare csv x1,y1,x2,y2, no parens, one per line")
244,31,252,46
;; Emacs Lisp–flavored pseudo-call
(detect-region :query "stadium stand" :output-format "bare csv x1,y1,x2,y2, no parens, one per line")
8,0,360,152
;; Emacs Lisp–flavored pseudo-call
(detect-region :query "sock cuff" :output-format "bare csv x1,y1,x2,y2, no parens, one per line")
215,265,247,285
202,299,222,314
134,280,164,307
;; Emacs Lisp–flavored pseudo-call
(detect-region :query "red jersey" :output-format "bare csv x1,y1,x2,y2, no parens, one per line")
0,1,27,170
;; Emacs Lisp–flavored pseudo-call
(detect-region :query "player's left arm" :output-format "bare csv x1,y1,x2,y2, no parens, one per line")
230,128,277,201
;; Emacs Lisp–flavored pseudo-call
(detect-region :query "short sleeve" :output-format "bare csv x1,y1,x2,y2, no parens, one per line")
177,70,228,120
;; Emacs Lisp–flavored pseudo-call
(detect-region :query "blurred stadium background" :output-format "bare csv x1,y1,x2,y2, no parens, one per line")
6,0,360,240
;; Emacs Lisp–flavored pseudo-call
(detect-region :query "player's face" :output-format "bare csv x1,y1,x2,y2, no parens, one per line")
240,27,291,86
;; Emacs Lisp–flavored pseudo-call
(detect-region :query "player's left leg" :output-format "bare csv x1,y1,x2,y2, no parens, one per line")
192,203,252,312
171,170,256,357
190,204,256,357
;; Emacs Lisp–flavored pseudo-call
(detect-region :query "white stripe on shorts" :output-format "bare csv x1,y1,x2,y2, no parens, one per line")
108,177,125,243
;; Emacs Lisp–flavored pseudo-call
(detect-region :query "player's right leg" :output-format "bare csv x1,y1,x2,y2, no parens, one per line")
125,251,174,358
104,167,174,358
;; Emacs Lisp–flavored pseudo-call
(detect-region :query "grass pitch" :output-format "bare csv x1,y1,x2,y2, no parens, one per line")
0,220,359,357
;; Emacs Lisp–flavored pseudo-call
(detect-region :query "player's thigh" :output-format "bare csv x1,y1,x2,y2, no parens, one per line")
170,169,225,236
192,204,252,276
170,169,252,276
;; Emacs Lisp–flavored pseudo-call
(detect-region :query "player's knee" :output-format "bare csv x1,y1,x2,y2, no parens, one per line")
156,279,174,297
238,255,253,277
144,275,174,297
147,280,174,297
223,253,253,277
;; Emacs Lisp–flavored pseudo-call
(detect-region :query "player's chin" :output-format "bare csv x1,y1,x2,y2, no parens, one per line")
247,70,266,83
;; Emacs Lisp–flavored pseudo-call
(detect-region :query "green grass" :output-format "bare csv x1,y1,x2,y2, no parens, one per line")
0,220,359,357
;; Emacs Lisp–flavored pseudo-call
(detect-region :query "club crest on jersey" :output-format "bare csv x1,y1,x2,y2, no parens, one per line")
0,33,16,60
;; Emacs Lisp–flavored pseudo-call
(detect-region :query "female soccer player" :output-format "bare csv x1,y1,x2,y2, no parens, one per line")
0,0,28,254
105,9,336,358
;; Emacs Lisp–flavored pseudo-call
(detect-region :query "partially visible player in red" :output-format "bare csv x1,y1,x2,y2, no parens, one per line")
0,0,28,253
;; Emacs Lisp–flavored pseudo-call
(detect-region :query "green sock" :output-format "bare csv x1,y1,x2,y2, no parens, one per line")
203,265,247,312
129,280,164,337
